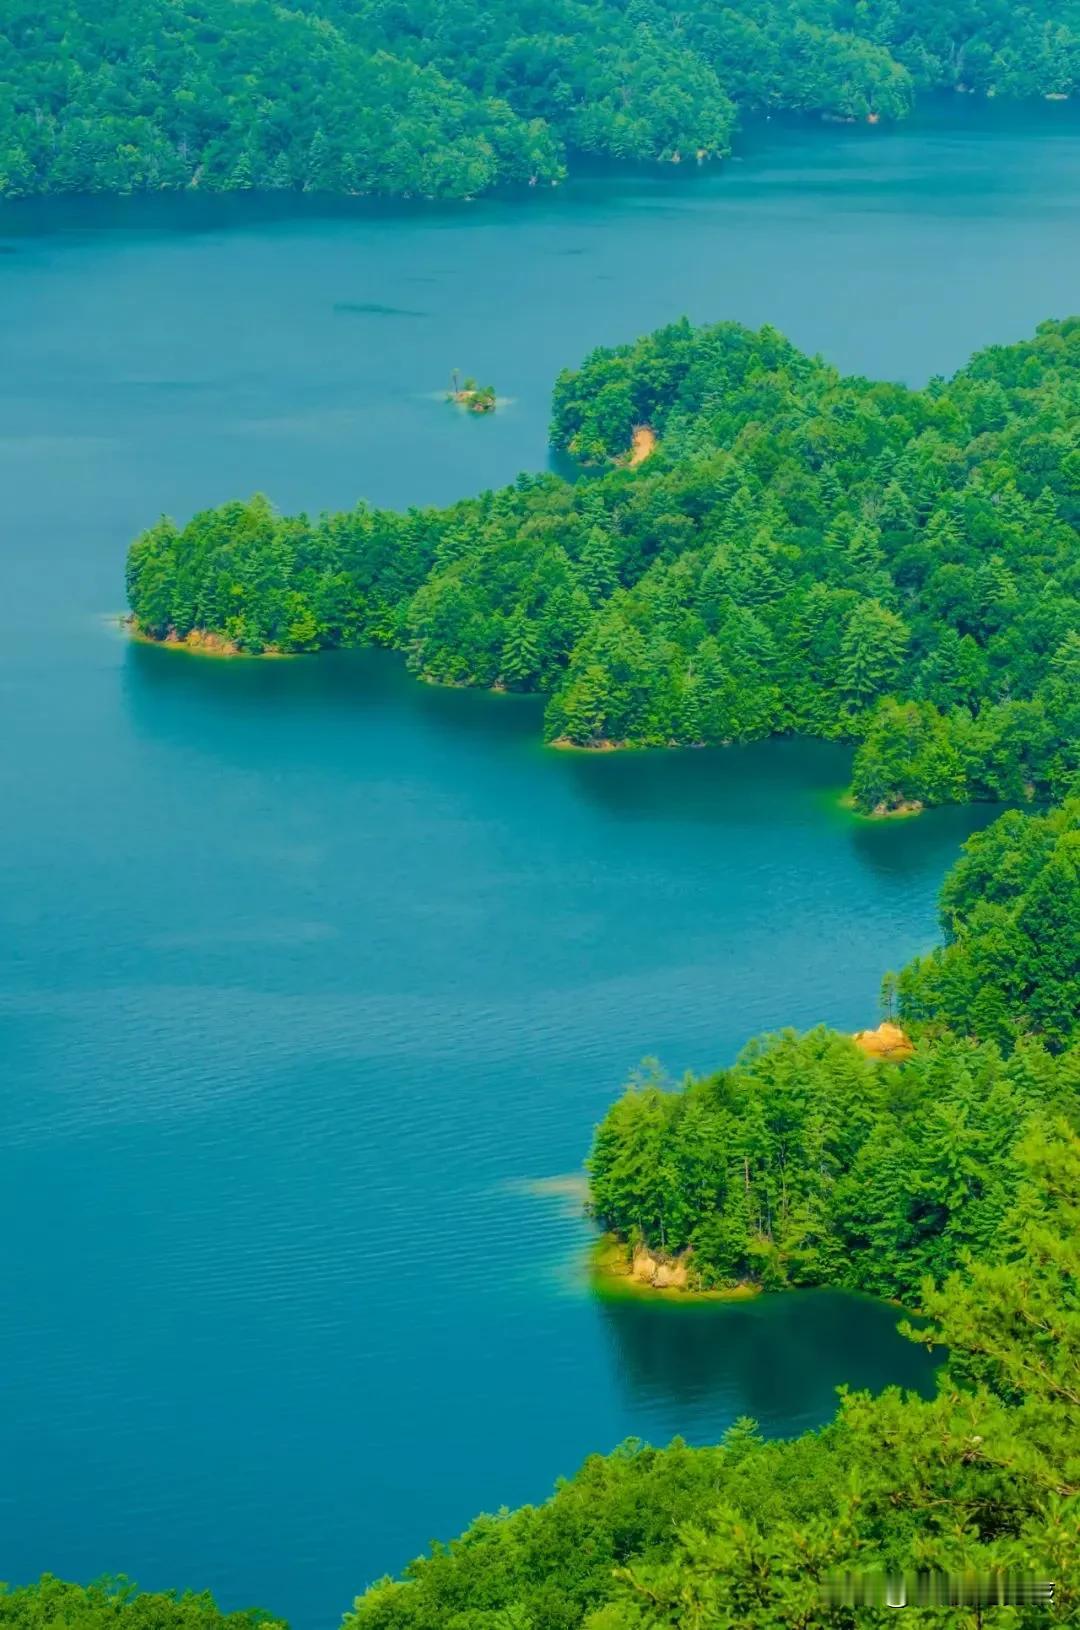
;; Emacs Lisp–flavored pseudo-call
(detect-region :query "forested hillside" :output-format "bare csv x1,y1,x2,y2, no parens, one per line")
2,0,1079,198
127,316,1080,813
589,802,1079,1302
898,800,1080,1049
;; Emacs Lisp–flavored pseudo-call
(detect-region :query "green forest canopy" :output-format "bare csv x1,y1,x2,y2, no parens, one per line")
127,316,1080,814
2,0,1080,197
589,800,1080,1303
0,1579,284,1630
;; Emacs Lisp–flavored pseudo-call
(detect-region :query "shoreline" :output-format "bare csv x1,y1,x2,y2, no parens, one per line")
120,625,994,824
838,791,924,822
547,735,631,753
125,618,293,659
590,1235,760,1304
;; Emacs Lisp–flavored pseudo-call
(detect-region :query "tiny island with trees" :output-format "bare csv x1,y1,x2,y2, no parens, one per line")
446,372,497,413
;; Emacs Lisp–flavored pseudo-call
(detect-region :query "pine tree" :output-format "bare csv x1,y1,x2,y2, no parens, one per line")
433,524,472,573
847,521,885,579
268,151,293,190
677,669,703,743
226,151,253,190
579,526,618,602
840,599,909,708
818,463,844,513
557,662,611,745
879,477,916,532
1033,485,1059,524
305,128,332,192
500,610,540,690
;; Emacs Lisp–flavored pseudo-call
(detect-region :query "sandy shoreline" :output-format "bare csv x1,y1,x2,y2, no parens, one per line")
590,1235,760,1303
125,619,291,659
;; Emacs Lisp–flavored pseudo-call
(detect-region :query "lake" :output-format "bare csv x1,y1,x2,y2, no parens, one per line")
2,100,1078,1629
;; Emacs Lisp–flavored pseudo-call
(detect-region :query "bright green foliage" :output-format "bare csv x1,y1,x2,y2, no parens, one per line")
589,1025,1074,1301
128,317,1080,812
915,1117,1080,1412
589,797,1080,1298
0,1578,285,1630
897,799,1080,1051
0,0,565,200
5,0,1080,198
346,1125,1080,1627
838,598,909,707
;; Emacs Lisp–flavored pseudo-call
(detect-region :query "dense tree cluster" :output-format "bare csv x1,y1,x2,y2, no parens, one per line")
0,1578,283,1630
589,799,1079,1300
898,799,1080,1051
0,0,562,200
589,1027,1075,1301
128,316,1080,813
3,0,1079,199
669,0,1080,115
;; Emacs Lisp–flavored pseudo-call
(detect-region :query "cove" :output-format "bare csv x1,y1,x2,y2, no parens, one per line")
2,103,1079,1630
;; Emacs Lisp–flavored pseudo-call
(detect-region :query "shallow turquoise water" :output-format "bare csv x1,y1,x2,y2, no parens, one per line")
2,102,1077,1627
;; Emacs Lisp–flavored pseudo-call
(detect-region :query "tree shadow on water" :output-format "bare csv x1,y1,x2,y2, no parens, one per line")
122,639,542,767
595,1289,938,1444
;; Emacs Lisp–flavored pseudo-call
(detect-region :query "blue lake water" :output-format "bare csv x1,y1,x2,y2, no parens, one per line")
2,101,1078,1627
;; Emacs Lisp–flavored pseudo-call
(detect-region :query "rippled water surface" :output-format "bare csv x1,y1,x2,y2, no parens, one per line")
3,100,1078,1628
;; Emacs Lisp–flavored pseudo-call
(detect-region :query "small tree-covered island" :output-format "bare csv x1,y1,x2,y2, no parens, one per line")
128,316,1080,815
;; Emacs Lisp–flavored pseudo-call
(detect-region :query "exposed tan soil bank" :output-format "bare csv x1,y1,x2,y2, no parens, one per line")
852,1021,915,1061
628,424,657,466
126,620,288,658
591,1235,759,1302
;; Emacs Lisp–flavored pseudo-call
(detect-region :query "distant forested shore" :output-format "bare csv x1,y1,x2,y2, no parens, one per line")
2,0,1079,199
128,315,1080,815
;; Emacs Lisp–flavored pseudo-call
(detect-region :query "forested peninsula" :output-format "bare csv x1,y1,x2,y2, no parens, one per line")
2,0,1079,199
128,316,1080,815
337,776,1078,1626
